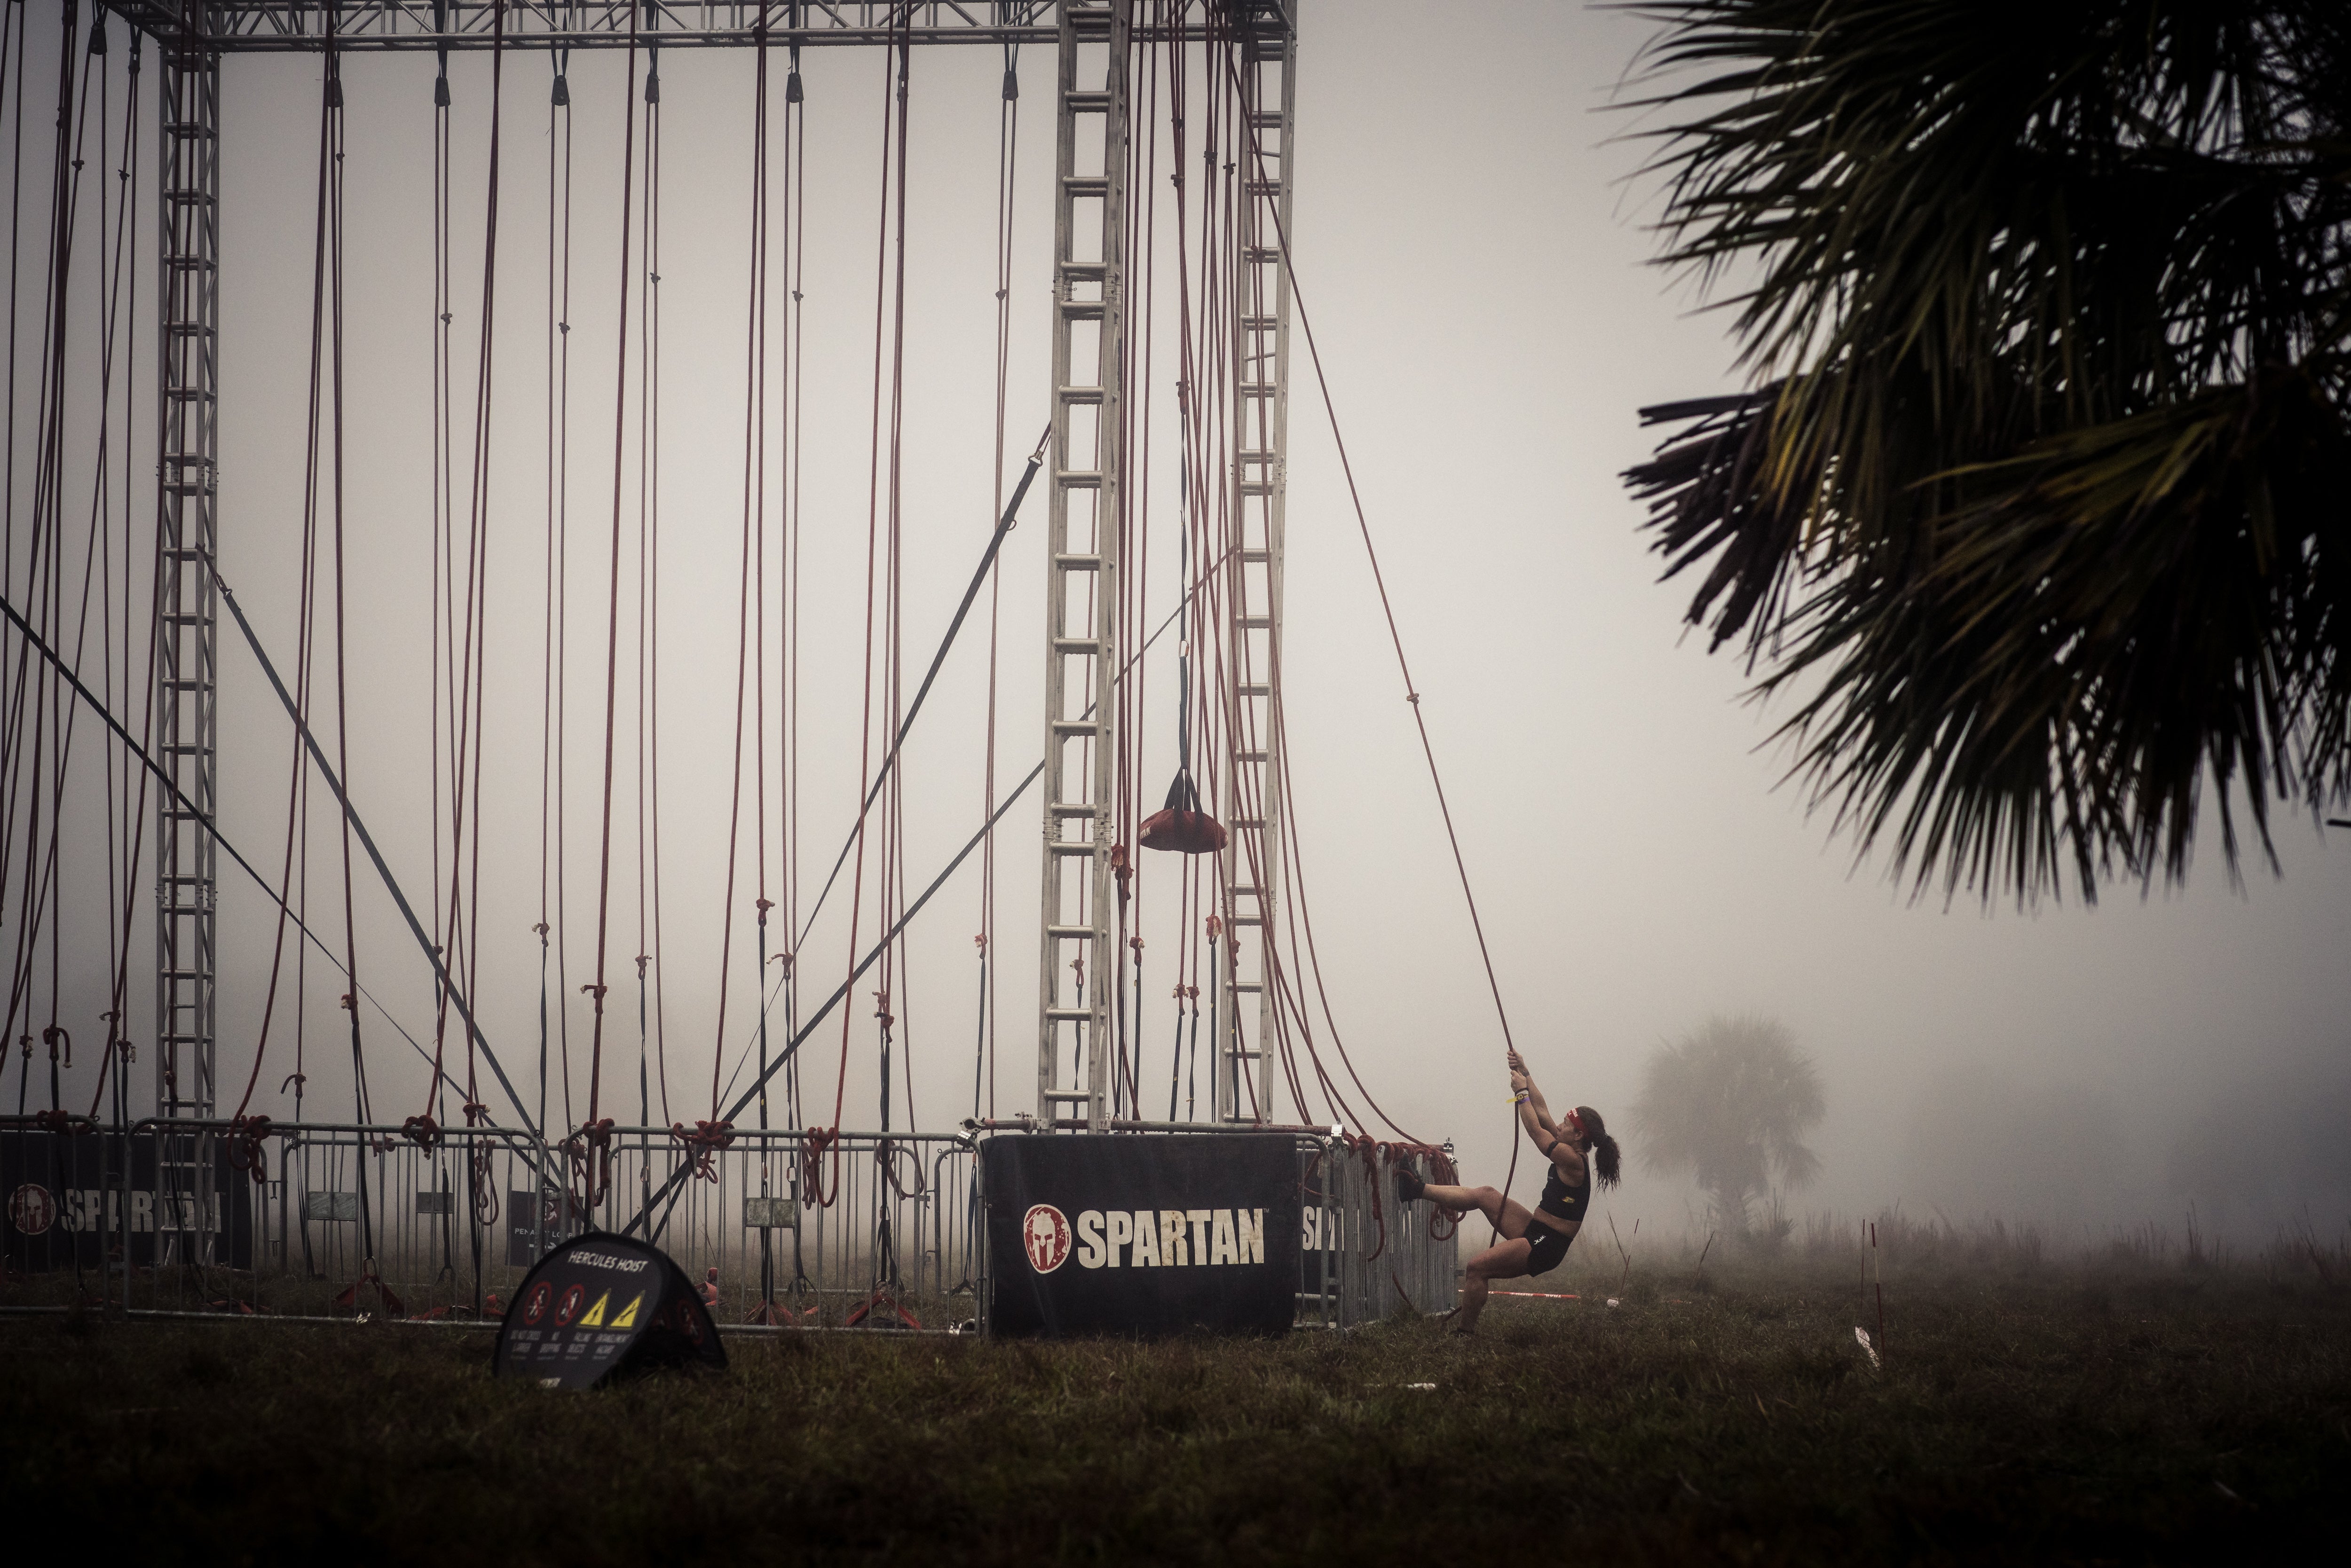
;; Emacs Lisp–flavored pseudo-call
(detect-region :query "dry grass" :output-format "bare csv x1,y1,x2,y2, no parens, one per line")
4,1230,2347,1563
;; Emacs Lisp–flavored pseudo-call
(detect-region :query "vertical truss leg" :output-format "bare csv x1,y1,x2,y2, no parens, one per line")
156,47,220,1122
1036,0,1132,1131
1217,1,1295,1127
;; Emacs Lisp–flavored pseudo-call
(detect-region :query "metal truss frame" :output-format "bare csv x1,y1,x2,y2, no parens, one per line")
153,43,221,1121
95,1,1189,53
95,0,1296,1136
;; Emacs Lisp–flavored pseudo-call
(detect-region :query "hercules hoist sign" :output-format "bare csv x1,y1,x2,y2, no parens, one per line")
493,1231,726,1389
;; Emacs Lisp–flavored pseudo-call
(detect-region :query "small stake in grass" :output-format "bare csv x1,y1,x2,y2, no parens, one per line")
1871,1220,1886,1359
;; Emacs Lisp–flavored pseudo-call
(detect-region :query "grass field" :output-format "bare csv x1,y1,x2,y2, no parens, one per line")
6,1221,2348,1563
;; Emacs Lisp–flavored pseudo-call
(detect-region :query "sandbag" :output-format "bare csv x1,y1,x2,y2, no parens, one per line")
1141,768,1227,855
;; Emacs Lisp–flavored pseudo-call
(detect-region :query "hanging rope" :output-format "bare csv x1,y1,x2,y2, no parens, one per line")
638,24,670,1157
1221,48,1522,1226
542,26,579,1161
974,26,1019,1123
693,16,770,1182
576,2,647,1215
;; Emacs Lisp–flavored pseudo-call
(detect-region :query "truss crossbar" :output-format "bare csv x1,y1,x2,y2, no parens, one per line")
1214,3,1292,1126
154,53,222,1121
98,2,1231,54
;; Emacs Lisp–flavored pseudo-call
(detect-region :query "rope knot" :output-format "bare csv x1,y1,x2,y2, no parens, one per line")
799,1126,843,1209
670,1119,736,1181
228,1115,274,1182
563,1119,618,1210
401,1114,442,1149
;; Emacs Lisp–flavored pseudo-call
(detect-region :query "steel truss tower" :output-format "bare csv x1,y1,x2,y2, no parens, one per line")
92,0,1289,1135
1034,0,1128,1132
153,39,221,1119
1213,4,1295,1125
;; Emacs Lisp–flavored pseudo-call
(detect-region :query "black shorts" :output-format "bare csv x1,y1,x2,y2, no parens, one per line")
1521,1216,1574,1276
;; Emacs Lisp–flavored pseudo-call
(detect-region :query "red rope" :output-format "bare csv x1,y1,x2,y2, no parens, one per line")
814,31,905,1184
579,4,646,1210
426,0,505,1132
668,1117,735,1183
710,24,769,1125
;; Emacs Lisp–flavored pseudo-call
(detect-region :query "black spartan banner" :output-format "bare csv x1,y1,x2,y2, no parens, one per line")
492,1231,727,1389
2,1129,255,1272
983,1133,1302,1337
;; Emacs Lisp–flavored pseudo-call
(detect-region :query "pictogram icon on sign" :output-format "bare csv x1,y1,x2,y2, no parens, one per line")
578,1290,610,1328
553,1282,587,1327
610,1293,642,1329
8,1183,55,1237
1022,1203,1071,1274
521,1281,553,1325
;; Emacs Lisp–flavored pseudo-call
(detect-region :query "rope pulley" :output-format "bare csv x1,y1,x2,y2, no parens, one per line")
1141,767,1227,855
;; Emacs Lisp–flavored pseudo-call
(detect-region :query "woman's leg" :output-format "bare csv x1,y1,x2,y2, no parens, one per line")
1454,1234,1534,1334
1421,1183,1521,1228
1420,1190,1537,1332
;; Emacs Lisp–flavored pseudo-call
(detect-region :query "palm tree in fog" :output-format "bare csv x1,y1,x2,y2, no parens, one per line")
1623,0,2351,904
1634,1015,1824,1235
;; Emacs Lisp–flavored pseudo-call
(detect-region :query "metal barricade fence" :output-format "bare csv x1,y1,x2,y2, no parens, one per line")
5,1119,1458,1328
1296,1137,1459,1329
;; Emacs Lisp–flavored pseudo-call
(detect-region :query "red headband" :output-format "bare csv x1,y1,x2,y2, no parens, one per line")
1565,1109,1586,1136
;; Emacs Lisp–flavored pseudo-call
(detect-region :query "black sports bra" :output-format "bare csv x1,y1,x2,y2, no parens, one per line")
1537,1157,1592,1226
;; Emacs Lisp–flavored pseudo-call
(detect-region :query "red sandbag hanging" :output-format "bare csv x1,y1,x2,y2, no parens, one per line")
1141,768,1227,855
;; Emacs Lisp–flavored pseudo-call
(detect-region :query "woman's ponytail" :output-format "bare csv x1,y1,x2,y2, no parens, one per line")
1577,1106,1621,1189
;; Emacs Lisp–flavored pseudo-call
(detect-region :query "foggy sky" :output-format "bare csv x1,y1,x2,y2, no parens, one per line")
8,1,2347,1245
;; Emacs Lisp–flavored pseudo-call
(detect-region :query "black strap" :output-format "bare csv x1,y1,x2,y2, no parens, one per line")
1162,767,1201,814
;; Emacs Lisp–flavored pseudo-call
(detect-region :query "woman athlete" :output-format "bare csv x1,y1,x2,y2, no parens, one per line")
1395,1049,1620,1333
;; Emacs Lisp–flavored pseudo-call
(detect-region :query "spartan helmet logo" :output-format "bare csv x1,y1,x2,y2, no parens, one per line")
1022,1204,1071,1275
8,1184,55,1237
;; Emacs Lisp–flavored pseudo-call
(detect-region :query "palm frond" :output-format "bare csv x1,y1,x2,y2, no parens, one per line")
1621,0,2351,900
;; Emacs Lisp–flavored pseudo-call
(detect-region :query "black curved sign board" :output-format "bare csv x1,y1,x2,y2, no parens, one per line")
984,1132,1301,1337
493,1230,726,1389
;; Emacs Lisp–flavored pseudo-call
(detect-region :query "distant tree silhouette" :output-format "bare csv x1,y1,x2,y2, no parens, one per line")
1634,1015,1824,1235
